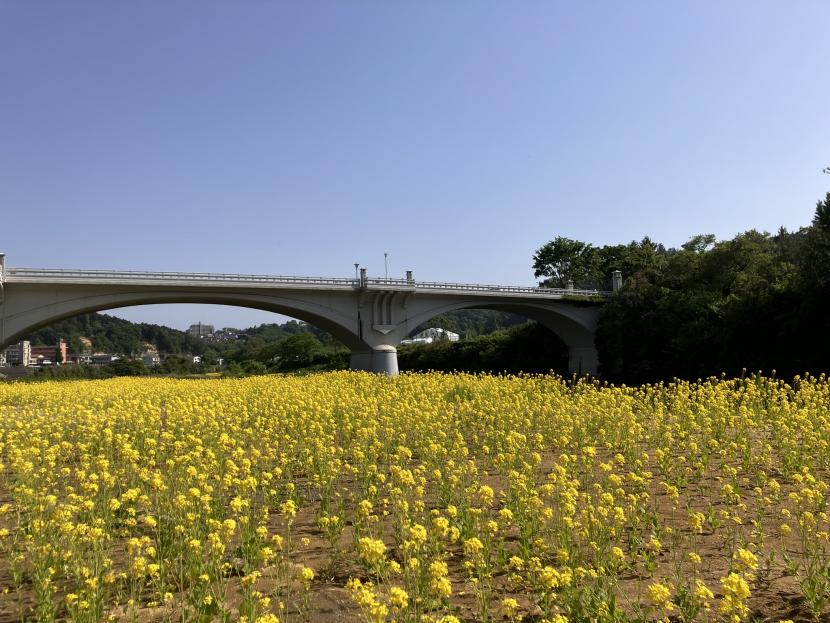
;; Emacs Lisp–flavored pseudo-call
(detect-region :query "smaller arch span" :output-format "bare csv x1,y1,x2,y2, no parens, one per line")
396,298,601,375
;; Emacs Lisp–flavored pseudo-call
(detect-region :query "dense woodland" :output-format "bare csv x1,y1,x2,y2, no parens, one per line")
576,192,829,383
398,322,568,374
27,314,205,357
17,192,830,383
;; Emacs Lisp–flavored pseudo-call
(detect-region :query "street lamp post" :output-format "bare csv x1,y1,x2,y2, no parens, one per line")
354,263,359,281
384,253,388,279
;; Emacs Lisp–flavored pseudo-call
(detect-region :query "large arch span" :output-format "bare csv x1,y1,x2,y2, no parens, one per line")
0,262,609,375
0,284,366,351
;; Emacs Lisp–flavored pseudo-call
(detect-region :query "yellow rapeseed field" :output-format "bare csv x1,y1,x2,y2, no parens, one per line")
1,372,829,623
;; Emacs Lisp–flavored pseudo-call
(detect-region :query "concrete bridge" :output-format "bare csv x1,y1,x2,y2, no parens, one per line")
0,254,610,375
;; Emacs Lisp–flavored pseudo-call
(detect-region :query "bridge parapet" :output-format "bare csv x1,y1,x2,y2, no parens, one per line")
6,268,357,288
5,268,610,299
365,277,607,297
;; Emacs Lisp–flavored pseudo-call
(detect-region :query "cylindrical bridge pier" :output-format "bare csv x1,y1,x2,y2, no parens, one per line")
349,346,399,376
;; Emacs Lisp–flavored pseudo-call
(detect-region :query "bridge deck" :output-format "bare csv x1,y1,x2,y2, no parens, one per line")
2,268,609,299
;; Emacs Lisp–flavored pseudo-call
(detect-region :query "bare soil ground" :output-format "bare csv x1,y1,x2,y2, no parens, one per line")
1,448,828,622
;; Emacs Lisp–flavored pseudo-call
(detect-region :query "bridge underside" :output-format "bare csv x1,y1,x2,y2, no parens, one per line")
0,279,602,376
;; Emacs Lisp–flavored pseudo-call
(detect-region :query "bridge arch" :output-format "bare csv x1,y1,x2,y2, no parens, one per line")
398,299,601,374
0,287,368,352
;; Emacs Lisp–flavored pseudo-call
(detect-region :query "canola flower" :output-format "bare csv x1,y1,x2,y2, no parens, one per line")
0,372,829,621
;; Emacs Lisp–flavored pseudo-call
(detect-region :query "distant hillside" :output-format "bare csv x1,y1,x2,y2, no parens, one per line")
241,320,336,344
240,310,528,342
21,308,529,358
413,309,528,337
25,313,204,356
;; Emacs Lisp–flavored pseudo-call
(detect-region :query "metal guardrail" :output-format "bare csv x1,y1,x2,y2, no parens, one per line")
6,268,356,287
4,268,610,298
365,277,607,297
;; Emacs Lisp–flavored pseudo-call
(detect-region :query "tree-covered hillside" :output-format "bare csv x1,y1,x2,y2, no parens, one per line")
535,191,830,383
21,308,530,359
25,314,205,356
412,309,528,337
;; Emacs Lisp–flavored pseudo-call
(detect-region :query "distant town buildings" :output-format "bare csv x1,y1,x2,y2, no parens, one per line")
4,340,31,366
212,328,241,341
67,353,120,366
1,340,67,367
1,318,236,376
187,323,240,342
401,327,460,345
142,352,161,367
31,341,68,365
188,322,215,339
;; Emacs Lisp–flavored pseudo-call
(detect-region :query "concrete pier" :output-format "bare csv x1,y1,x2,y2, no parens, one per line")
349,347,399,376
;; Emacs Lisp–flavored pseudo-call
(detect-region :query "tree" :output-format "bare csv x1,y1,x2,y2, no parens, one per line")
595,226,812,382
105,358,148,377
533,235,671,291
532,237,601,288
224,362,245,377
273,333,324,370
242,360,268,375
813,191,830,231
158,355,195,375
797,192,830,291
681,234,717,254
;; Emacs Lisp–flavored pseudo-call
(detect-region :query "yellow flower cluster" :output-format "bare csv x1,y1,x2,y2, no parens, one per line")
1,372,830,621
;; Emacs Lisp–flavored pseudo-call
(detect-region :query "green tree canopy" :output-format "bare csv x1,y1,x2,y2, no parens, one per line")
532,236,601,288
532,236,670,290
272,333,324,370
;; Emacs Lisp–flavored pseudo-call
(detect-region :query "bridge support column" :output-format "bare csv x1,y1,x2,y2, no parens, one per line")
568,346,598,376
349,345,399,376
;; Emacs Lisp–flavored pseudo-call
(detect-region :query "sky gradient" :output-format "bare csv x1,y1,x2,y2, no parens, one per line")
2,2,828,330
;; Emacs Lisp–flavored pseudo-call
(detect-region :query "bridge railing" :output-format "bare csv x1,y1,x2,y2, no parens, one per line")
364,277,607,297
6,268,357,287
5,268,610,297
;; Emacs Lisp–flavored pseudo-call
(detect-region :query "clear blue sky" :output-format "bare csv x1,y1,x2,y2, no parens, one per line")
2,2,828,330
